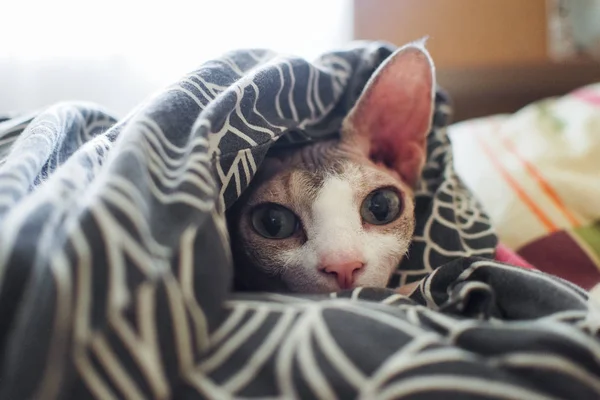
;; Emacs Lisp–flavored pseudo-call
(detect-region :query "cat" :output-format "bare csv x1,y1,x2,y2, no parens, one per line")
226,43,435,293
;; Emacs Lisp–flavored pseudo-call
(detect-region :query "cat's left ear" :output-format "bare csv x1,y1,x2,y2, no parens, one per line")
342,42,435,188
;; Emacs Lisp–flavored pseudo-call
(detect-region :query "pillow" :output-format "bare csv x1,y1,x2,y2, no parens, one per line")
449,83,600,289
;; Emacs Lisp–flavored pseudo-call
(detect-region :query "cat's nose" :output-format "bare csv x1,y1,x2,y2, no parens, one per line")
319,261,364,289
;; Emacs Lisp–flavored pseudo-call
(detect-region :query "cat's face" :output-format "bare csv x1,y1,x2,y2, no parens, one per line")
227,43,435,293
229,141,417,293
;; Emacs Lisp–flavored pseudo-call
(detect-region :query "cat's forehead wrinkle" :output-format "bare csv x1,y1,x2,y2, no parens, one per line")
265,138,359,171
247,166,325,209
289,169,324,205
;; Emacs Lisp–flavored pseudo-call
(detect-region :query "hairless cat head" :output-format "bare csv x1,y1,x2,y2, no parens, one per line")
227,43,435,293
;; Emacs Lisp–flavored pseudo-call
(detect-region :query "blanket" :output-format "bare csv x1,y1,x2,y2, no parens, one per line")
0,42,599,399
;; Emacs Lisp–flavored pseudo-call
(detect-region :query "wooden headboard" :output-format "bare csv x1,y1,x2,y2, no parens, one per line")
353,0,600,122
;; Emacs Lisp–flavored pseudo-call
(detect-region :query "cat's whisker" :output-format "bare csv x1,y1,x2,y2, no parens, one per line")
280,252,299,273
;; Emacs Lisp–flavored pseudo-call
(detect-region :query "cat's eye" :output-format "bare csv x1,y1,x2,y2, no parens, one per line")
360,188,402,225
251,203,299,239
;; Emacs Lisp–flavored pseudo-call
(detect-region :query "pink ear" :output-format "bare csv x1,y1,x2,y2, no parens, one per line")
343,43,435,187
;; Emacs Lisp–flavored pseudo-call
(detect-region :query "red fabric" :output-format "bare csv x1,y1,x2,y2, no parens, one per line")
517,231,600,291
495,243,536,270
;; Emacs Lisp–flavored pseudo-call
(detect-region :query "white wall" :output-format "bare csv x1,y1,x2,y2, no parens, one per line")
0,0,353,117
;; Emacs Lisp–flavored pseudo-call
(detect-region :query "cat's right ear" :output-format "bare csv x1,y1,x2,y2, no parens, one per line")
342,42,435,188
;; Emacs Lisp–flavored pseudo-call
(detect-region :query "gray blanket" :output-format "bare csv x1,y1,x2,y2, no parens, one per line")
0,41,598,399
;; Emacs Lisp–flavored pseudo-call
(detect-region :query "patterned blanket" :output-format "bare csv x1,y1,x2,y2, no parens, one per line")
0,42,599,399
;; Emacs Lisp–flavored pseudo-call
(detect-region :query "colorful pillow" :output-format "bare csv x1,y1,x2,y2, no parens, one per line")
449,83,600,289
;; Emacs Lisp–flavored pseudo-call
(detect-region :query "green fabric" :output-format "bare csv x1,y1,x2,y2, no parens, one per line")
573,220,600,261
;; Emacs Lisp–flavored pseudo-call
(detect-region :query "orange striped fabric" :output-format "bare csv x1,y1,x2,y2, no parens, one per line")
475,135,558,232
497,133,581,228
